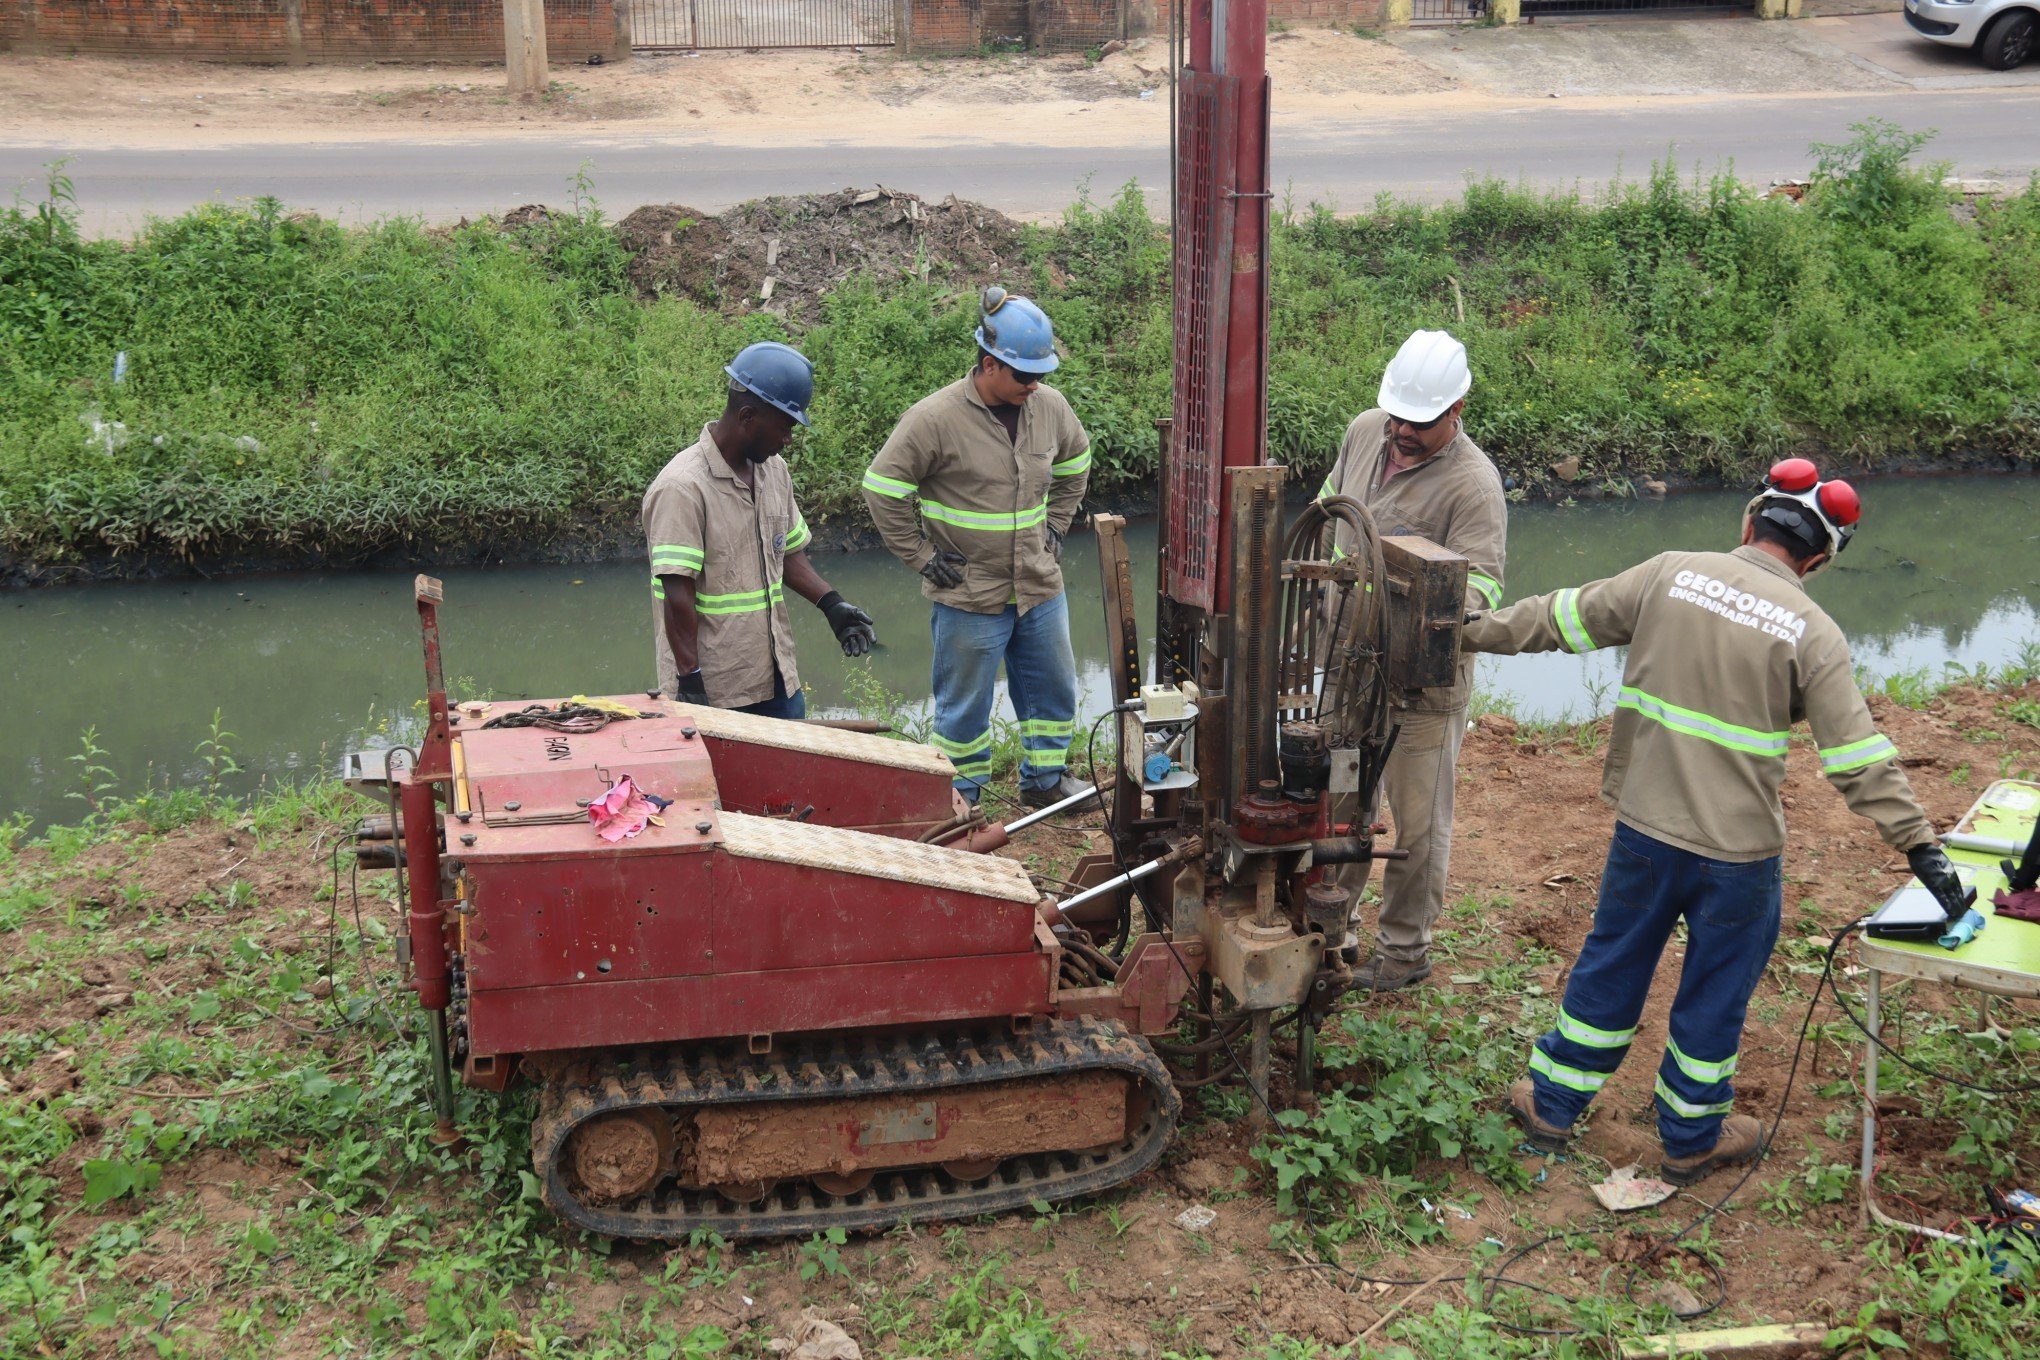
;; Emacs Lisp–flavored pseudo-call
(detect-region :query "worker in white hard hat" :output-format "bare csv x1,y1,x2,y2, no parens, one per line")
1318,329,1509,991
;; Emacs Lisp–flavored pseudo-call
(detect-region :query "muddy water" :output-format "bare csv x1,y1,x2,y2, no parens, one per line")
5,475,2037,828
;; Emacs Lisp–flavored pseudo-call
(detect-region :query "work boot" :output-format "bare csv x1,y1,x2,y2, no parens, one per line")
1351,952,1432,992
1021,774,1097,811
1660,1115,1766,1187
1507,1078,1571,1155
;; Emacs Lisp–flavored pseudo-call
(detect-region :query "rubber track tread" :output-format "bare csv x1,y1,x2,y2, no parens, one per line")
532,1016,1178,1240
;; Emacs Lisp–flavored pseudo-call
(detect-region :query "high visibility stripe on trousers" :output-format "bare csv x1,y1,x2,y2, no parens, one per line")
1654,1036,1740,1123
1529,1006,1635,1110
929,729,994,784
1018,717,1074,772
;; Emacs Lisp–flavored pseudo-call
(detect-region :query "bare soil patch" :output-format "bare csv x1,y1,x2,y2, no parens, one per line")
0,30,1493,152
6,685,2040,1352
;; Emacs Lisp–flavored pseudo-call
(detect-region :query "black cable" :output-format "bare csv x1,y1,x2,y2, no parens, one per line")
1824,923,2040,1096
1336,912,1862,1337
1086,709,1137,955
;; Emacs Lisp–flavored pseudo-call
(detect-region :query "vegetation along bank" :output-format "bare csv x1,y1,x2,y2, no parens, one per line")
2,123,2036,583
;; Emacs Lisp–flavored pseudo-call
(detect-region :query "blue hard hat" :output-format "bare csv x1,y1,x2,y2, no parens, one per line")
974,287,1060,376
724,341,815,428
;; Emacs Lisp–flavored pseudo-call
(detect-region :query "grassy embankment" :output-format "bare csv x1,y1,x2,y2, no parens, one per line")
1,124,2036,576
7,666,2040,1357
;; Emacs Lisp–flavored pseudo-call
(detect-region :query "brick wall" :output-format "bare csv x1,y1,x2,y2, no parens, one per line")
903,0,1133,54
1268,0,1389,25
1,0,628,63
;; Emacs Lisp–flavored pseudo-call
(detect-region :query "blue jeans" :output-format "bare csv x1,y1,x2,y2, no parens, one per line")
735,669,807,721
929,595,1077,802
1527,822,1782,1158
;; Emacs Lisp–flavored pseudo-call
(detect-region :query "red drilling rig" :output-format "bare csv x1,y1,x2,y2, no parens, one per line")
360,0,1465,1239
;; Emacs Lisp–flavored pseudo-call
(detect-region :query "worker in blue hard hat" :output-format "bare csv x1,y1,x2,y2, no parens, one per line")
862,288,1093,808
644,341,876,716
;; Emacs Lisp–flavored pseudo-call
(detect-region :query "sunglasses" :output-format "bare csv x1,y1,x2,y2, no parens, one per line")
1386,410,1448,432
1003,364,1046,386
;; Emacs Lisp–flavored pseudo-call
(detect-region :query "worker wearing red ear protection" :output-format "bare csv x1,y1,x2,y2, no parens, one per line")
1456,460,1961,1189
1738,457,1861,570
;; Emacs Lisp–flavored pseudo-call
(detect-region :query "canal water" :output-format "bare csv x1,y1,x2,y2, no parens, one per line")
5,475,2037,829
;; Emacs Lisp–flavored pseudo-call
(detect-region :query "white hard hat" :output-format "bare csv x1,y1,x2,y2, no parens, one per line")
1378,329,1471,423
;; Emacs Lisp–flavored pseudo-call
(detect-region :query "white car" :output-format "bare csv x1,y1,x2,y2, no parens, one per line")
1906,0,2038,69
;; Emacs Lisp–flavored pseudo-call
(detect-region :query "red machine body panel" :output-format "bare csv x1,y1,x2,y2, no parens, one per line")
466,954,1054,1056
465,852,718,991
687,704,963,835
446,702,1052,1063
705,846,1037,973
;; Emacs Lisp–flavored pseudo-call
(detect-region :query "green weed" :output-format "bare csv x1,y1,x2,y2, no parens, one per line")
4,127,2038,572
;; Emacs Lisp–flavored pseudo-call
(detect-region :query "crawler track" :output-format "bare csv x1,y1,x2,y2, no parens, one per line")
530,1016,1179,1239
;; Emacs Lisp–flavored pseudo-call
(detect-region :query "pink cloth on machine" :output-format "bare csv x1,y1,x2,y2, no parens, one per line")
588,775,656,843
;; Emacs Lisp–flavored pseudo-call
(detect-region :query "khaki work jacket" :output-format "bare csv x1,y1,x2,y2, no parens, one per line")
1319,410,1508,713
862,376,1091,616
642,425,812,707
1464,545,1934,862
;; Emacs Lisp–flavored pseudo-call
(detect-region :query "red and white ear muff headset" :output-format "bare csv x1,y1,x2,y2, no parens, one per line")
1744,457,1861,562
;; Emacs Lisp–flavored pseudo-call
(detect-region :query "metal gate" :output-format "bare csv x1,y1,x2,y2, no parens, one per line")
1410,0,1493,22
1413,0,1747,20
629,0,896,51
1519,0,1748,16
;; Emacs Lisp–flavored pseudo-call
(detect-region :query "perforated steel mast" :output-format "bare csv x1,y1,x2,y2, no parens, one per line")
1160,0,1275,812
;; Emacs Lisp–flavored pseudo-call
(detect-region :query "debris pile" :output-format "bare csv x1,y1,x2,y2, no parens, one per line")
615,187,1027,323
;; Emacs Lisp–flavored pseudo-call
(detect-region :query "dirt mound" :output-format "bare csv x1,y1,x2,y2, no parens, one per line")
615,188,1028,324
616,204,732,310
497,203,557,232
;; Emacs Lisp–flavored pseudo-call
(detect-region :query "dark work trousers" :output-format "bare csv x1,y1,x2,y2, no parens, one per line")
1526,821,1783,1158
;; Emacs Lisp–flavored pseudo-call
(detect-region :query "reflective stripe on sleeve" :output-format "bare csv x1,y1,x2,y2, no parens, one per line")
1051,450,1091,478
1655,1075,1734,1120
1616,687,1791,758
695,583,786,616
1819,734,1898,774
1530,1048,1610,1094
1554,587,1597,654
1317,474,1335,502
1555,1009,1635,1050
784,513,811,553
921,498,1050,532
1469,572,1502,610
1665,1037,1738,1085
862,470,919,499
651,545,705,571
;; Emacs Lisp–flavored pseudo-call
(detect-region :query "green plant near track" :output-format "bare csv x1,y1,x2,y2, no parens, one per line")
1258,985,1541,1252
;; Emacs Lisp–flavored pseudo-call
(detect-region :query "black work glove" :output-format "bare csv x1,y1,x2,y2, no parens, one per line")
1047,524,1065,563
673,670,711,705
919,549,967,590
816,591,876,658
1907,844,1975,921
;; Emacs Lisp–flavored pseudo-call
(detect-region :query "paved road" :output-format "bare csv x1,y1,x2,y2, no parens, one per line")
7,88,2038,229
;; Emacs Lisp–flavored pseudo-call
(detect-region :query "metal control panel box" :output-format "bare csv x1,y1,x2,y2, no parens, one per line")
1380,535,1469,694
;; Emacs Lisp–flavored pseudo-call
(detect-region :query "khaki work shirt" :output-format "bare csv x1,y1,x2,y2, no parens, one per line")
1318,410,1508,713
642,425,812,707
1464,545,1935,862
861,376,1090,616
